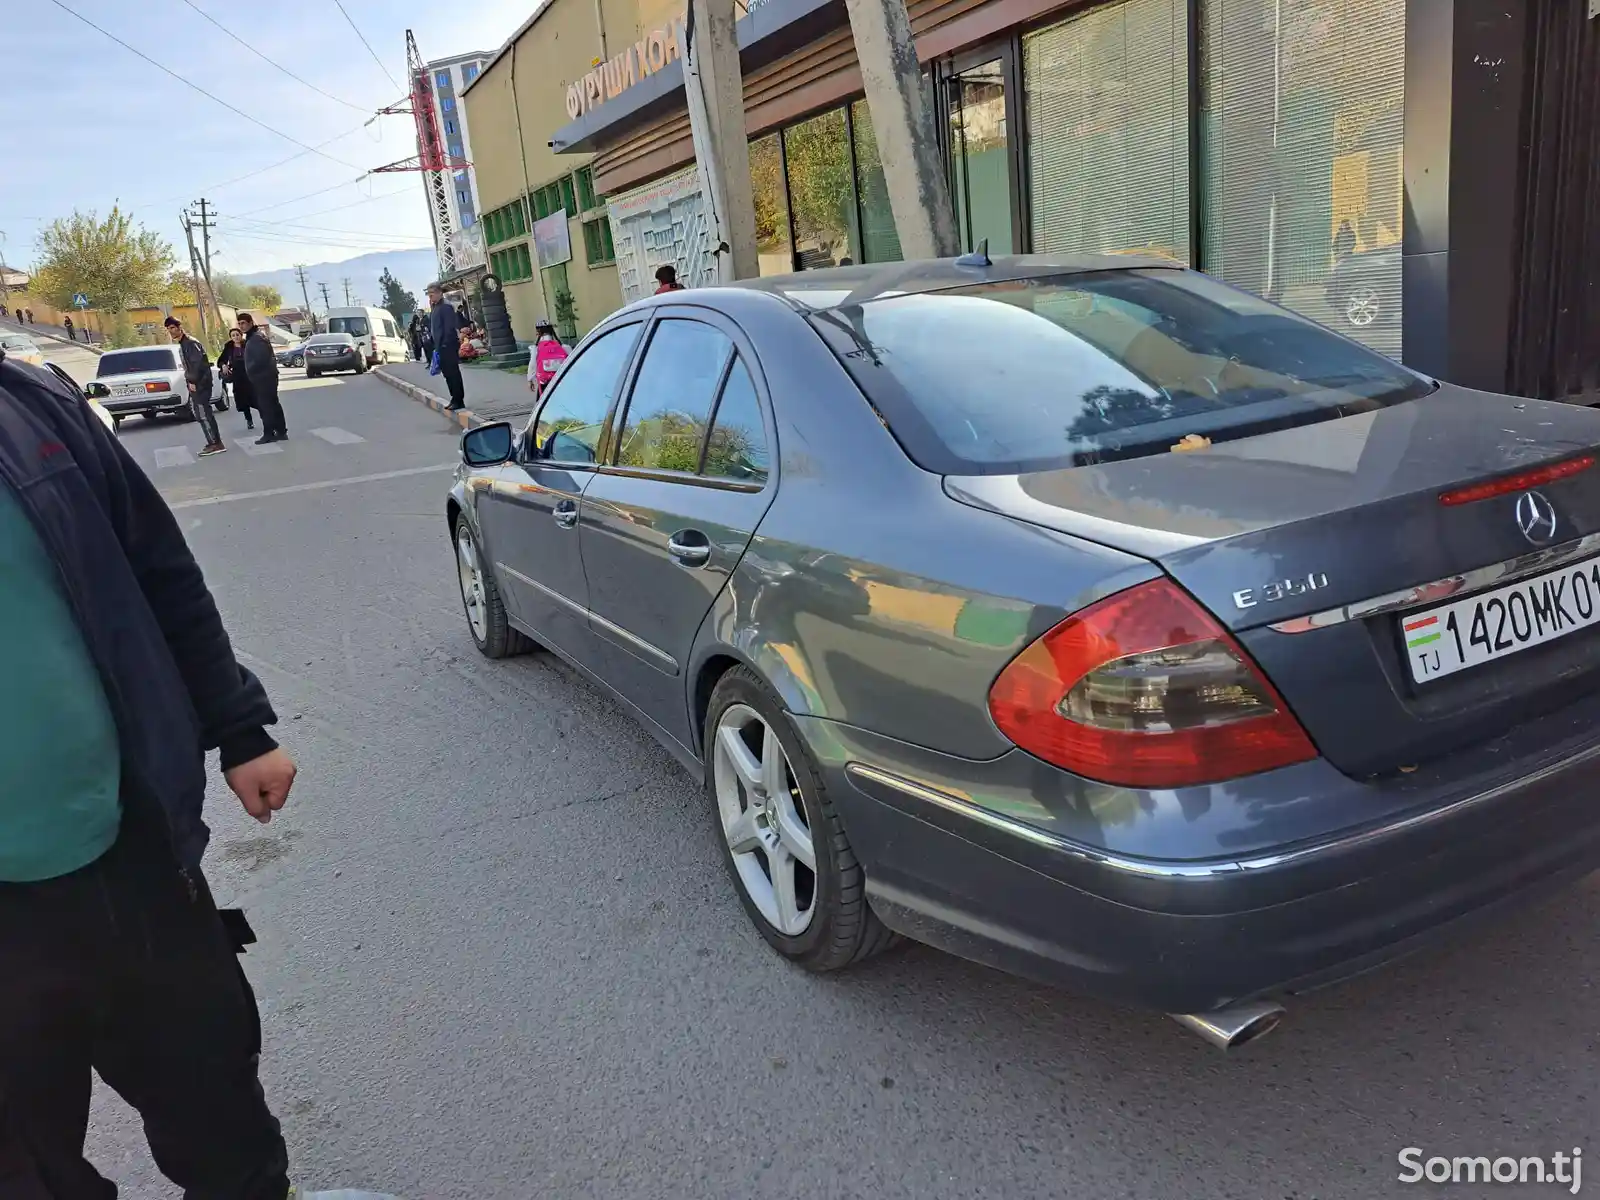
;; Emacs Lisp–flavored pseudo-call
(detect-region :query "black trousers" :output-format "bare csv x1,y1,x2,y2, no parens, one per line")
249,375,286,438
0,802,289,1199
232,375,255,426
188,376,221,447
436,352,464,407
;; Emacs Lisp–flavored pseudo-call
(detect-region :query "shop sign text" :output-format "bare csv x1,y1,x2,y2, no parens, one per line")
566,21,683,119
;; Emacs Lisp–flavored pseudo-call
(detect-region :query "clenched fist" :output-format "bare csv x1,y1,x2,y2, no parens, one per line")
224,748,298,824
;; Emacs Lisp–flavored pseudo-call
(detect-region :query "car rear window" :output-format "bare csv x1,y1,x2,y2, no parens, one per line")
97,348,177,377
329,317,370,337
807,269,1434,474
307,334,353,345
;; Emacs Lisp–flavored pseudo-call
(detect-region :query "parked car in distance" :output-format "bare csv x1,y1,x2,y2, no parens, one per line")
276,339,308,368
1324,246,1400,332
0,331,44,366
85,345,225,431
327,306,407,367
302,332,366,377
447,254,1600,1049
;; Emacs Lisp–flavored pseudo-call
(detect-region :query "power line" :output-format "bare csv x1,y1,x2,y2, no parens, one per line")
330,0,401,89
238,186,418,224
233,177,369,219
175,0,371,112
225,214,432,240
44,0,361,170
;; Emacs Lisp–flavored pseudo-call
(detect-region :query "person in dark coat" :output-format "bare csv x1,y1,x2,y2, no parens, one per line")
427,284,465,411
407,314,423,362
164,317,225,457
216,328,255,432
236,313,286,445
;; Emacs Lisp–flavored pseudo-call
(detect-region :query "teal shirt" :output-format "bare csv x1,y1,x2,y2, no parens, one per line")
0,486,122,881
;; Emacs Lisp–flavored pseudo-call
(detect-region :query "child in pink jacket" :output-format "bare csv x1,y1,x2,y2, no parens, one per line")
528,319,569,398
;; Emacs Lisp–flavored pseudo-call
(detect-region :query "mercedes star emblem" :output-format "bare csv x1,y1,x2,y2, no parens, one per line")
1515,490,1559,546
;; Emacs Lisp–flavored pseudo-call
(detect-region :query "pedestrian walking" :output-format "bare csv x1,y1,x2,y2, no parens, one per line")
236,313,287,444
165,316,226,457
0,345,401,1200
407,313,423,362
218,328,255,432
63,316,74,342
427,283,465,411
527,318,568,399
653,264,685,294
23,309,33,324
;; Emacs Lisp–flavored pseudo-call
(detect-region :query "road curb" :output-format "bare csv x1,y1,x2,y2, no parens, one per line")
3,323,102,355
372,367,483,430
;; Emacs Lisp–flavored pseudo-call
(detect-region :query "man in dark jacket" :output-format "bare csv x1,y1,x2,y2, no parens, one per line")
427,284,465,411
236,312,287,444
0,346,305,1196
165,316,226,456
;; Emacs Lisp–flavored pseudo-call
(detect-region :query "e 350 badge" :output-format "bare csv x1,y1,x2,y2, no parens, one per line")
1233,572,1330,610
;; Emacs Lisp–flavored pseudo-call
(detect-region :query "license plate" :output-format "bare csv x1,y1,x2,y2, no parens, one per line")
111,383,139,396
1404,556,1600,682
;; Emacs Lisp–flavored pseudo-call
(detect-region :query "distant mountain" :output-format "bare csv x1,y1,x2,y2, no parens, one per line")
232,248,439,317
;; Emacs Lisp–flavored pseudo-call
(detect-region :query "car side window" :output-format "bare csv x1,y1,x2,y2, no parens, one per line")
529,324,641,465
703,359,770,485
615,320,733,473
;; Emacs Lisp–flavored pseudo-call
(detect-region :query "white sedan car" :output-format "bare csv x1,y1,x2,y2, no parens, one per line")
84,345,225,432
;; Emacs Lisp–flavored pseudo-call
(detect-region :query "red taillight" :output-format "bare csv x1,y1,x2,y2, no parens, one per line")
144,381,170,393
987,579,1316,788
1439,454,1594,506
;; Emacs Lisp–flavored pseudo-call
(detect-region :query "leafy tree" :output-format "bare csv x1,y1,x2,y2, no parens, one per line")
31,207,176,314
378,268,417,318
246,284,282,315
212,273,253,308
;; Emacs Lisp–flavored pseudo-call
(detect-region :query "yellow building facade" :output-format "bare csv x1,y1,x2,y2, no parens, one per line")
462,0,652,342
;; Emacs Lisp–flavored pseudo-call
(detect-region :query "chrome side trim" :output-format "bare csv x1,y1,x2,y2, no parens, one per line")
1269,532,1600,634
844,742,1600,880
497,562,678,673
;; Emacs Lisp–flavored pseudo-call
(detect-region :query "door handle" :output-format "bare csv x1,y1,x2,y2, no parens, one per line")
553,500,578,529
667,531,712,567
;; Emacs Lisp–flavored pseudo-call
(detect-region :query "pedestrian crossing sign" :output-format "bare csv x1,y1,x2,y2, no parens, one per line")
73,293,89,308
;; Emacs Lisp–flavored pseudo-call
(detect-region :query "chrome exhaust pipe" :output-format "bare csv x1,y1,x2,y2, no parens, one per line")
1170,1000,1286,1050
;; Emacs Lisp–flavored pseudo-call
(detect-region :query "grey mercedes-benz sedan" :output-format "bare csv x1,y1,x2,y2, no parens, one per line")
447,254,1600,1047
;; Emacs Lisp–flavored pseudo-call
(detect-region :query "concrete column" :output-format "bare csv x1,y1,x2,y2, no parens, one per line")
844,0,959,259
683,0,759,281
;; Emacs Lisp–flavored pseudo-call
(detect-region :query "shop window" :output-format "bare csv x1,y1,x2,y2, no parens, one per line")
1025,0,1188,265
849,102,902,264
576,166,600,212
1199,0,1404,357
583,217,616,267
782,108,855,270
749,133,793,275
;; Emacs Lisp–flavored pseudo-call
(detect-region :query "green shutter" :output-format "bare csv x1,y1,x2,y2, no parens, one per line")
576,167,597,211
560,176,576,216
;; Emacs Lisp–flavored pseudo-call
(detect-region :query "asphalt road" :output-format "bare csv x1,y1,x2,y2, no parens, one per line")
29,337,1600,1198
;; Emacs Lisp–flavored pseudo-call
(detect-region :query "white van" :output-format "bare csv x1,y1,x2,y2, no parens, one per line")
326,307,408,367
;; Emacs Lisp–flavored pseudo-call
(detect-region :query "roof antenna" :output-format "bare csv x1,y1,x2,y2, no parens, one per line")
955,238,991,268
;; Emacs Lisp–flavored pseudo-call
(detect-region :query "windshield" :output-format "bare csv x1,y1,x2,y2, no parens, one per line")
97,348,177,377
808,269,1433,473
0,334,38,351
329,316,370,337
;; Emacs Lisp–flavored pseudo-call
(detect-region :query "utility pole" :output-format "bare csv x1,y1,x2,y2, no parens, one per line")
317,281,332,323
293,264,313,333
190,198,226,333
179,210,210,340
843,0,959,258
681,0,757,281
342,278,353,306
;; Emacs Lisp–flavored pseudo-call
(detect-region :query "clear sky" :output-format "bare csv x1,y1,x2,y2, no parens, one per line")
0,0,537,276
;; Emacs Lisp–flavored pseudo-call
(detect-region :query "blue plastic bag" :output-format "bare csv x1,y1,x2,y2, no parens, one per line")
428,349,441,376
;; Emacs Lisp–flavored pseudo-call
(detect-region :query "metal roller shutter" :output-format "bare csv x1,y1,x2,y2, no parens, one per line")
1023,0,1191,264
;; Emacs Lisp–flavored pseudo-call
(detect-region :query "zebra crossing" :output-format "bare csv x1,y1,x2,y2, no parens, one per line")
145,426,367,469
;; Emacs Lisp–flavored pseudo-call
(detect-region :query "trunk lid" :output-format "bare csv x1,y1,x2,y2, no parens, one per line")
946,385,1600,776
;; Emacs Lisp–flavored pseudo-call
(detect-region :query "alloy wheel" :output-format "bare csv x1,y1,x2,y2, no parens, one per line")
713,703,817,936
1345,287,1381,327
455,525,488,642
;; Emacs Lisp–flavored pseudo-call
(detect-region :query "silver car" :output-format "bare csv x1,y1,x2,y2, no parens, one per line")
447,255,1600,1046
86,345,225,431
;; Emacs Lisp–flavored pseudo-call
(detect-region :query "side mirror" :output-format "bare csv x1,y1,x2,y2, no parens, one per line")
461,421,513,466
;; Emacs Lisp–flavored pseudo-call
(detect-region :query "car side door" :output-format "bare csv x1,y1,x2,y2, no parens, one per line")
472,320,644,657
579,311,778,753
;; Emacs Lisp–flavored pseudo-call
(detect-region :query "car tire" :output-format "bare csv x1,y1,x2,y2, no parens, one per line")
111,415,123,433
453,515,532,659
704,666,898,973
306,369,319,379
356,359,368,374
